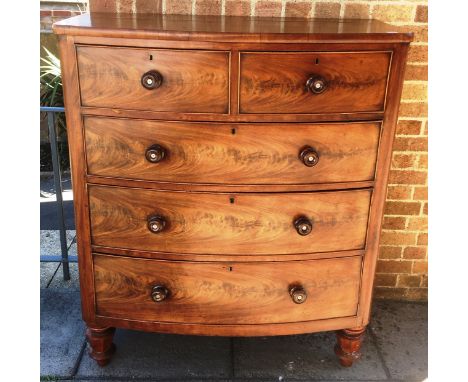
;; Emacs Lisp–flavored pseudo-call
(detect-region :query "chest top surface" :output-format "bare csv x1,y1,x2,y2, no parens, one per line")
53,13,412,43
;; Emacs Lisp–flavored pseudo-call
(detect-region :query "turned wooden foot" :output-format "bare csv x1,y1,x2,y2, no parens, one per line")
86,326,116,367
334,326,366,367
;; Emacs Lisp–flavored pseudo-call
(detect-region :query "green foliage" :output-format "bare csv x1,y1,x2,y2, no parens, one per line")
40,47,65,132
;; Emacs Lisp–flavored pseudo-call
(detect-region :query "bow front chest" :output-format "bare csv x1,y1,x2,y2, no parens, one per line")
54,13,412,367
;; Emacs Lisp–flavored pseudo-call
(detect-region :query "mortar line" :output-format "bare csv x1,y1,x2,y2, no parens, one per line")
367,325,392,379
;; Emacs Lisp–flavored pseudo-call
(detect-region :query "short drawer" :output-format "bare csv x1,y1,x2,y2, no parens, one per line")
76,46,230,113
85,117,380,184
239,51,391,114
89,185,371,255
94,254,362,324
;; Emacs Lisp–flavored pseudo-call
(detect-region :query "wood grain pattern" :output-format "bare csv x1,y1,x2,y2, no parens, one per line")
240,52,391,114
94,253,362,324
84,117,381,184
77,46,230,113
88,185,372,255
53,13,413,43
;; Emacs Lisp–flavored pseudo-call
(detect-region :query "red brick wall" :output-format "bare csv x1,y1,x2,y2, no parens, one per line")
62,0,430,301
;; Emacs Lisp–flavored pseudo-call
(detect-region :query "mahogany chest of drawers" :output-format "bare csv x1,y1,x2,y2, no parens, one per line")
54,13,412,367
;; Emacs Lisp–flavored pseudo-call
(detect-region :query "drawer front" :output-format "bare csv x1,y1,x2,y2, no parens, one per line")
89,186,371,255
239,51,391,114
94,254,362,324
76,46,230,113
85,117,380,184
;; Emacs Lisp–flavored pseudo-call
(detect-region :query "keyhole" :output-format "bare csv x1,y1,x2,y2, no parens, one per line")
231,128,236,135
315,58,319,65
228,266,233,272
229,197,235,204
149,54,153,60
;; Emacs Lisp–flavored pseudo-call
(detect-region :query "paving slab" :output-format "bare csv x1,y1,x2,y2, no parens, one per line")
48,262,80,290
40,290,85,378
370,300,428,381
40,230,77,257
233,330,387,380
40,262,59,288
76,330,232,379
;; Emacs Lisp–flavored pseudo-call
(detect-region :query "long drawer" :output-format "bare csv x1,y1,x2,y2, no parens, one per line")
76,46,230,113
94,254,362,324
85,117,381,185
239,51,391,114
88,185,371,255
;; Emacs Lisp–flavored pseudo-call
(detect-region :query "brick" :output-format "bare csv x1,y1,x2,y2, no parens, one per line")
386,185,413,200
402,83,427,101
397,275,421,288
225,1,251,16
408,45,428,63
117,0,135,13
396,24,428,43
52,10,71,17
423,121,428,135
372,5,414,23
382,216,406,230
399,102,428,118
415,5,428,22
417,233,428,245
89,0,117,13
407,217,427,231
418,154,428,169
403,246,427,260
375,274,398,287
413,186,428,200
380,232,417,246
412,260,428,274
392,154,416,169
384,201,421,215
377,260,413,274
135,0,162,14
344,3,370,19
379,246,402,259
406,288,428,301
195,0,222,16
396,120,422,135
314,2,341,19
374,287,407,300
285,2,312,18
423,202,428,215
255,1,282,17
393,136,428,151
165,0,192,14
405,64,428,81
40,10,52,17
388,170,426,185
421,275,428,288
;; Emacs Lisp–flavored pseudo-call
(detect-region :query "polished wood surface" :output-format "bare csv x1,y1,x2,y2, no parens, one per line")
86,327,116,367
94,253,362,324
54,13,413,43
89,185,372,255
77,46,230,113
240,52,391,114
334,327,367,367
85,117,381,184
55,12,411,366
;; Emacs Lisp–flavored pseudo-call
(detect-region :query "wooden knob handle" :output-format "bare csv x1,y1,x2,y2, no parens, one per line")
299,147,319,167
147,215,166,233
151,285,169,302
141,70,163,90
294,217,313,236
289,286,307,304
145,144,166,163
306,75,327,94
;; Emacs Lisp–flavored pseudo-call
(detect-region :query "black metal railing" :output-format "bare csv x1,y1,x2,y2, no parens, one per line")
40,106,77,280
